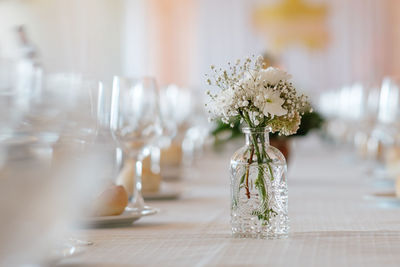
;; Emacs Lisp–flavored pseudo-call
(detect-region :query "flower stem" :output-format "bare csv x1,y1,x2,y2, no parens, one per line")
244,145,254,199
260,133,275,181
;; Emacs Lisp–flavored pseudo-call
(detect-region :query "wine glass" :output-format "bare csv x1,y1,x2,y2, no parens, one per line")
149,85,179,174
110,76,161,212
92,81,123,182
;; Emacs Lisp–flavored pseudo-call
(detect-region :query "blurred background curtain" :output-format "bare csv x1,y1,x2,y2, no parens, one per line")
1,0,400,93
0,0,123,79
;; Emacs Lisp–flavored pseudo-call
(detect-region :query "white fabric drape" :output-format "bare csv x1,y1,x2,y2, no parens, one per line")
0,0,123,80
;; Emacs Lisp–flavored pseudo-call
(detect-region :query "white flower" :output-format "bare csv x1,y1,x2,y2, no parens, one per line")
206,87,240,121
261,89,287,117
258,67,291,85
205,55,309,136
239,75,256,91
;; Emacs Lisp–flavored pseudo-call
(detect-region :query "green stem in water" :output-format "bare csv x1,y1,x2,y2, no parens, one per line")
244,145,254,199
260,132,275,181
237,110,278,223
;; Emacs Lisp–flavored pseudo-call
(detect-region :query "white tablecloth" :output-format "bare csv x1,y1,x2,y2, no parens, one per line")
60,136,400,267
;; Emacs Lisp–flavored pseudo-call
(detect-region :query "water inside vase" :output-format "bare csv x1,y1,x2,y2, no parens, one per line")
230,160,289,239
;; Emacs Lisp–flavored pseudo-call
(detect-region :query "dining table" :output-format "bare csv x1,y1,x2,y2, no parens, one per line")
59,135,400,267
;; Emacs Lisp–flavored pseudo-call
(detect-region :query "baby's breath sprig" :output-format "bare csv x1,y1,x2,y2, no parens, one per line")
205,55,310,136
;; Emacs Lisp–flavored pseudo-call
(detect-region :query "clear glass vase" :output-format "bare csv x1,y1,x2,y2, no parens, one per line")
230,127,289,239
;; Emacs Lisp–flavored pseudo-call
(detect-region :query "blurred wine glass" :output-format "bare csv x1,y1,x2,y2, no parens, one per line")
181,88,211,164
92,81,122,183
110,76,161,211
369,78,400,165
149,85,179,174
156,85,193,179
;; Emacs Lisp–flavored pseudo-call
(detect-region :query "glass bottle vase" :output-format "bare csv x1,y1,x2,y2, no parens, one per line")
230,127,289,239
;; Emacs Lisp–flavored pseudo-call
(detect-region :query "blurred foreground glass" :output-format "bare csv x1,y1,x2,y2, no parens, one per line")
110,76,161,211
0,72,101,265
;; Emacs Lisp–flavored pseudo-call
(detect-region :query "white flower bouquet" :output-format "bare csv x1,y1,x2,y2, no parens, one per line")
206,55,310,226
206,55,309,135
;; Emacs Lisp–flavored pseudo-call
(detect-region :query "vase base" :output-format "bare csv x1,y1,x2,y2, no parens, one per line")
232,232,288,239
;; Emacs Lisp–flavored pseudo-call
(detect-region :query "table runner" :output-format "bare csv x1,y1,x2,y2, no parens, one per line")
59,136,400,267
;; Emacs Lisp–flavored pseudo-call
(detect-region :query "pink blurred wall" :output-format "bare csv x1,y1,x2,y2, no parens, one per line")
132,0,400,92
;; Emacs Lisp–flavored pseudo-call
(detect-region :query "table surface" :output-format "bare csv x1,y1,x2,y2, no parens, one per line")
60,136,400,267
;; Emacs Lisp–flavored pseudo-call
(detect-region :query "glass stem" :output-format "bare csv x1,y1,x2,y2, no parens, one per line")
130,156,145,210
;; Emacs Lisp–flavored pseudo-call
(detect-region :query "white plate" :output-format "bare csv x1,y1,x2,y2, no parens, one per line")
80,207,158,227
365,192,400,207
144,182,182,200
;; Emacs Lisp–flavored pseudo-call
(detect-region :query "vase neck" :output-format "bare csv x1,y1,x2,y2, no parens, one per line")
243,127,270,147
